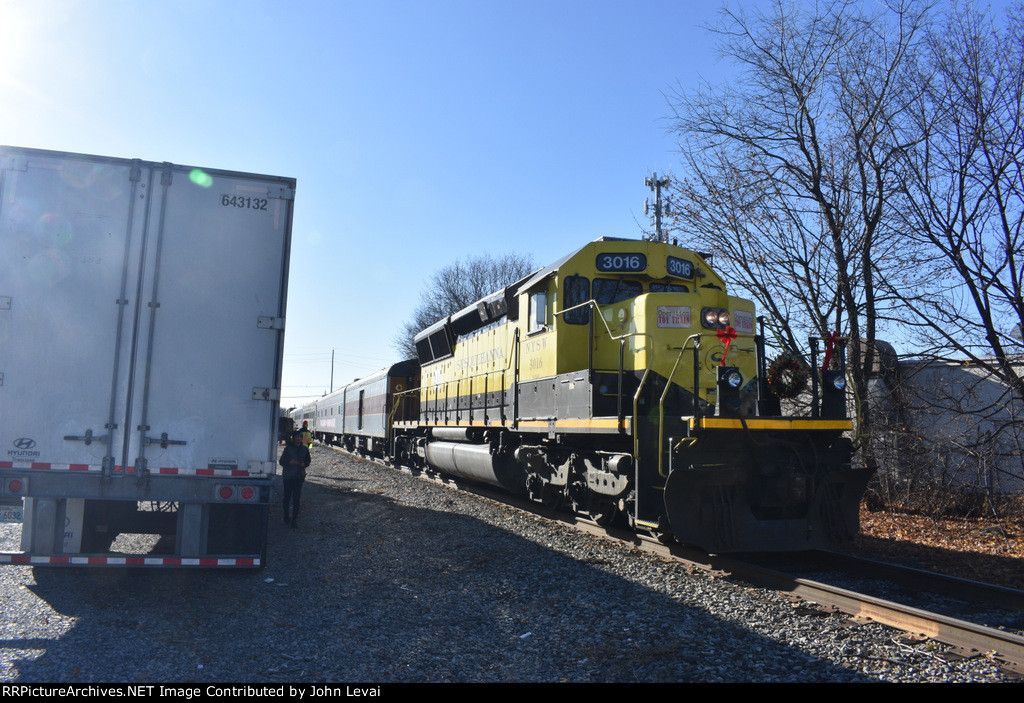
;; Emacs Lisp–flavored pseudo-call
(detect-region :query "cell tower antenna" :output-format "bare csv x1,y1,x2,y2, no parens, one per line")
645,173,670,243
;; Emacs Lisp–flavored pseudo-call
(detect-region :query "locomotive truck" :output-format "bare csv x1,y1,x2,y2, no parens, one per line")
0,146,295,567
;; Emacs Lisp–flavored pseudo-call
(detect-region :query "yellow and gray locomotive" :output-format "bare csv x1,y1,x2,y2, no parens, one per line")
325,238,869,552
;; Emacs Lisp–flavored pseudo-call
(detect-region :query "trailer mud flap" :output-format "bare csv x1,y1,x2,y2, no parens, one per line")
664,466,872,553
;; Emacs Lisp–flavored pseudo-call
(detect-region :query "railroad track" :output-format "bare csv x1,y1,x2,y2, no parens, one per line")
678,547,1024,676
326,443,1024,677
579,524,1024,677
801,549,1024,614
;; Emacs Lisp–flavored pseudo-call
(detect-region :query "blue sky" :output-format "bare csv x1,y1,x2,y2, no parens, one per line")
1,0,739,405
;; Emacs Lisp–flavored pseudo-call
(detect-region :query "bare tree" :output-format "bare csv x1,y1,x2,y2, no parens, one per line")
393,252,535,359
665,0,1024,511
665,0,929,469
894,1,1024,401
861,2,1024,514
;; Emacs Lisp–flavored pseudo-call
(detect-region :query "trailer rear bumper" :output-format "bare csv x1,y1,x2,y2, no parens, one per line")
0,470,272,567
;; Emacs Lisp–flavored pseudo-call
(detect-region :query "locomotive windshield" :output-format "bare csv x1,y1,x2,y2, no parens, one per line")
593,278,643,305
650,282,689,293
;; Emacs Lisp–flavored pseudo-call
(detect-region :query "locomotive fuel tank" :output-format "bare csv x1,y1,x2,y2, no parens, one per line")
422,441,526,494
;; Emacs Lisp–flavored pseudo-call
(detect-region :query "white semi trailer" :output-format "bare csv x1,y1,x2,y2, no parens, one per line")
0,146,295,567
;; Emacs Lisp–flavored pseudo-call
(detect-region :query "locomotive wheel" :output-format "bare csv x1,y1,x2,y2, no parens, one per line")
571,487,618,526
587,499,618,526
648,528,675,544
526,475,564,511
540,483,564,511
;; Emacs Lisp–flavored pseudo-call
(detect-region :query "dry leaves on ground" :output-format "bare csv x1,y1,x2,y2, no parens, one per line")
854,507,1024,590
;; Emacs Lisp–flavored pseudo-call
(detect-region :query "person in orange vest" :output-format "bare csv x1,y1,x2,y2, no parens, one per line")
300,420,314,448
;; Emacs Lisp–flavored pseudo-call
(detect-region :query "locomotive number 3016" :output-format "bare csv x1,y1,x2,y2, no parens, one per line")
596,253,646,272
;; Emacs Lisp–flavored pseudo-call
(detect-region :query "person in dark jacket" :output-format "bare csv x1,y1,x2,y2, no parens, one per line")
279,431,311,527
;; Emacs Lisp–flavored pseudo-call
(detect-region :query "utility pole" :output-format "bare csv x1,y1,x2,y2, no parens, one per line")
330,349,334,393
645,173,671,243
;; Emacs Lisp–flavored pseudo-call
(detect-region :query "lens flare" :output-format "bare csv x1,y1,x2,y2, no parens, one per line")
189,169,213,188
36,213,74,246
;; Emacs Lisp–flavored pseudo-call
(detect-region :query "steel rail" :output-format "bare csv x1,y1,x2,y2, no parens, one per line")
593,527,1024,675
558,519,1024,675
811,549,1024,612
710,555,1024,674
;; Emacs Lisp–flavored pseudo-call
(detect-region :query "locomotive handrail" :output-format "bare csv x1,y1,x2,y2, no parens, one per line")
555,298,619,343
557,300,722,478
656,333,702,478
556,298,655,441
387,391,413,434
392,362,517,428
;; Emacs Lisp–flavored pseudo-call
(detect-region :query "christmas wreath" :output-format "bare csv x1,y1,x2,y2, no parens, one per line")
766,350,810,399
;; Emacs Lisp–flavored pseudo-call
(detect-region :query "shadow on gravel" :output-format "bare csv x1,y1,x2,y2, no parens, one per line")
4,447,879,683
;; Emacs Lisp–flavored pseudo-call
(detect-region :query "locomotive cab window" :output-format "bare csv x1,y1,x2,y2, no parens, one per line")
528,290,549,334
593,278,643,305
563,275,590,325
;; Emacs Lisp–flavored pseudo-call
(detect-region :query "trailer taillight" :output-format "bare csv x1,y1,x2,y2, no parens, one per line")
3,478,26,496
214,483,260,503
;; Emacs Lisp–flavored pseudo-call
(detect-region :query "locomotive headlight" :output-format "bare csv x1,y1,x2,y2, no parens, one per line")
702,308,719,328
716,366,744,417
724,370,743,388
718,310,731,327
820,369,848,419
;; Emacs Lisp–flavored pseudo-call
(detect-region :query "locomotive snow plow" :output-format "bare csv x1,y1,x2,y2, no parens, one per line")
662,419,871,552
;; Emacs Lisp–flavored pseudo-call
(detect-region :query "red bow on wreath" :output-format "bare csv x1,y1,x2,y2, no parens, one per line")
716,326,737,366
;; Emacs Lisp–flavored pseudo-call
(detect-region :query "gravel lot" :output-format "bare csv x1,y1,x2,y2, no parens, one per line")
0,445,1014,683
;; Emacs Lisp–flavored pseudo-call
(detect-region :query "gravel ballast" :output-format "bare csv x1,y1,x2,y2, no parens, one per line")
0,445,1014,682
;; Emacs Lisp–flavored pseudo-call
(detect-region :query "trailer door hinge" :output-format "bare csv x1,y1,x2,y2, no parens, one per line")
257,316,285,330
252,387,281,401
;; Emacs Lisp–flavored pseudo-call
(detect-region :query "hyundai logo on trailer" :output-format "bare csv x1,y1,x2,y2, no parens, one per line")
8,438,40,459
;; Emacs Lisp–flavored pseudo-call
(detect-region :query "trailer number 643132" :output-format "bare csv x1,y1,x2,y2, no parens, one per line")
220,194,269,210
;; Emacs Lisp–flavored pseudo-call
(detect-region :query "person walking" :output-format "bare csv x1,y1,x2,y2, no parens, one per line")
279,431,310,527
